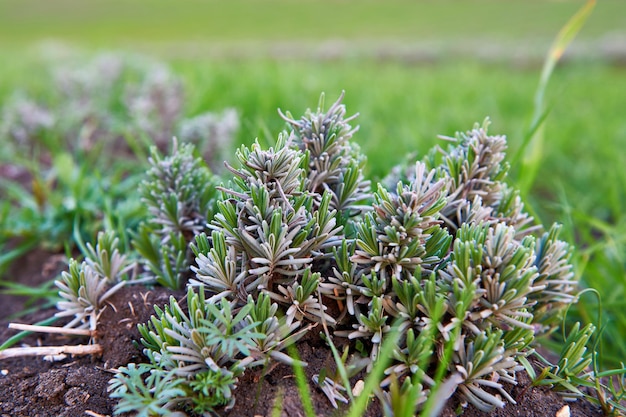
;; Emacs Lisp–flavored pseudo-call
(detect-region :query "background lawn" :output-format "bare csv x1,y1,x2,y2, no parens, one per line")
1,0,625,368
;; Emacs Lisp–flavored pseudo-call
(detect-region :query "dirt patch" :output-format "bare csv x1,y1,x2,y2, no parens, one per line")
0,286,180,417
223,331,382,417
0,285,378,417
0,248,66,319
0,253,605,417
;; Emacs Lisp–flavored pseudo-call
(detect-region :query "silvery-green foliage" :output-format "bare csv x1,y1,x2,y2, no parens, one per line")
54,53,124,102
351,162,451,282
342,295,390,365
387,120,537,238
270,268,336,326
245,292,310,366
112,95,581,414
319,239,364,316
382,328,436,389
134,226,190,290
84,230,134,283
536,322,595,400
223,135,305,208
346,219,545,412
437,120,508,209
432,121,539,238
190,231,252,303
280,92,371,222
52,54,125,151
326,119,577,412
312,373,350,408
55,230,128,331
55,259,125,330
493,184,536,235
134,139,216,289
192,133,344,312
0,92,55,152
418,119,509,235
111,287,304,413
440,222,538,331
2,53,238,162
135,288,257,412
530,224,577,326
141,139,214,240
380,375,427,417
109,364,186,417
454,331,520,411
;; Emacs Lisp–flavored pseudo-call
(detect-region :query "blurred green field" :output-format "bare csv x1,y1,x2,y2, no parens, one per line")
4,57,623,226
1,0,626,48
1,0,625,368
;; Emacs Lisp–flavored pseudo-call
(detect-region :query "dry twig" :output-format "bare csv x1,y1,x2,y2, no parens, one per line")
0,344,102,360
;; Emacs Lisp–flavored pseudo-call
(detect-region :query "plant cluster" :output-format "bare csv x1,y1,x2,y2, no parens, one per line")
55,231,132,331
133,139,217,290
0,53,238,277
111,93,370,413
105,94,600,416
6,89,617,415
326,120,580,413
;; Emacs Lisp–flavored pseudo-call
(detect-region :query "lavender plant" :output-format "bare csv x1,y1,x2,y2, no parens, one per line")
133,138,217,289
334,121,577,413
111,287,307,414
279,92,371,222
55,231,131,331
53,53,124,151
190,130,347,307
107,94,588,415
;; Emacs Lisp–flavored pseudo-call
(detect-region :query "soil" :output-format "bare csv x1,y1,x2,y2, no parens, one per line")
0,252,606,417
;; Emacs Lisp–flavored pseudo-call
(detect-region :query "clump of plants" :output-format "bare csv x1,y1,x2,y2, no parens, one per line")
105,92,585,416
0,53,239,277
5,93,622,416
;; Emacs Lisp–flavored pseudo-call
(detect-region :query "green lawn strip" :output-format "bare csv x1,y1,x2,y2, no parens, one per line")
1,0,624,47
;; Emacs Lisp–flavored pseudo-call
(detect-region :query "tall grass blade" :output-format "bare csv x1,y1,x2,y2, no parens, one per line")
271,388,285,417
515,0,596,197
347,325,401,417
287,344,316,417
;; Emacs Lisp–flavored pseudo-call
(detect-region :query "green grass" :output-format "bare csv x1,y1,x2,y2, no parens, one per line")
1,0,625,49
5,53,622,226
169,58,626,225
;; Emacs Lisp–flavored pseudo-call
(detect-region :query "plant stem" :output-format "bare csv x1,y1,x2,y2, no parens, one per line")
0,344,102,360
8,323,94,336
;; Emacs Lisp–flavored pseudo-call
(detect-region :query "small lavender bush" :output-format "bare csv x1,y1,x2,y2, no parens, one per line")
107,93,582,415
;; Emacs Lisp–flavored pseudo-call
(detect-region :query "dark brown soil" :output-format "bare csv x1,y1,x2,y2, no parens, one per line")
0,252,606,417
0,286,180,417
0,247,67,319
